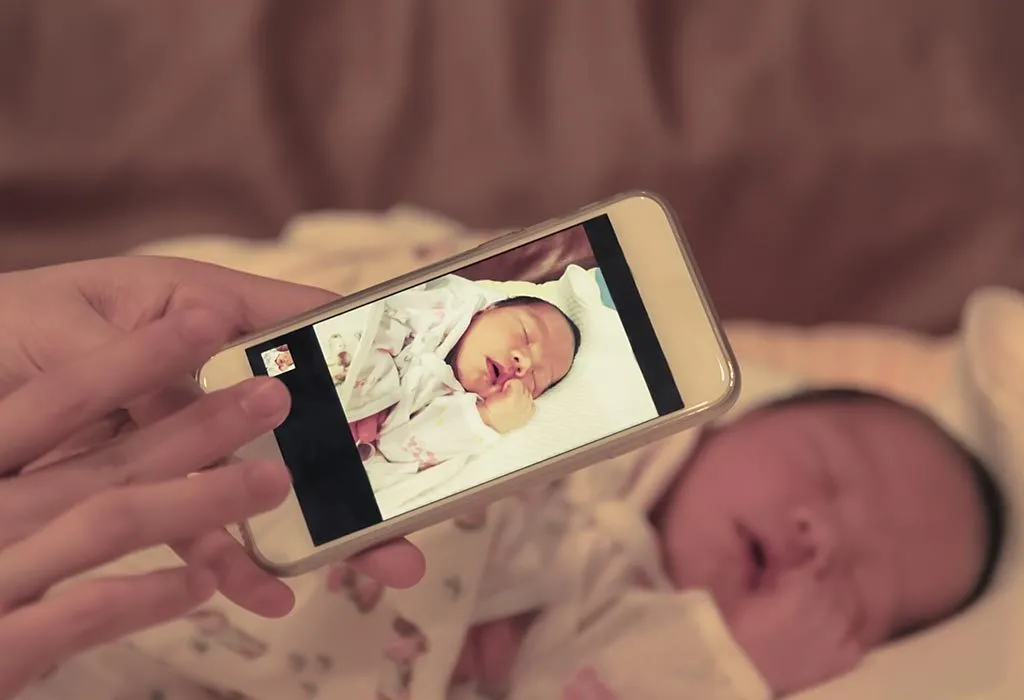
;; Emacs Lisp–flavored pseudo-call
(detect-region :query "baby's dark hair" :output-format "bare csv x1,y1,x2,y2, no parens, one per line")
767,387,1007,619
491,295,582,358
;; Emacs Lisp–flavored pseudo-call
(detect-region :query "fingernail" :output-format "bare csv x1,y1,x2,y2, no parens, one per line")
178,308,226,346
244,460,291,502
240,378,290,420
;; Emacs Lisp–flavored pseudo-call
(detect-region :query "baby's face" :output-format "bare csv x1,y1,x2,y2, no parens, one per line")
655,398,987,652
450,301,576,399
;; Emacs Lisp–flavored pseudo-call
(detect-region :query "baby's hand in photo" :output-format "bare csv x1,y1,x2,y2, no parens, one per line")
479,379,536,434
349,410,388,444
727,567,863,696
563,668,620,700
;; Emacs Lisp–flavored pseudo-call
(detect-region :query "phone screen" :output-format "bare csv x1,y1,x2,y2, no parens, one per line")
246,215,684,545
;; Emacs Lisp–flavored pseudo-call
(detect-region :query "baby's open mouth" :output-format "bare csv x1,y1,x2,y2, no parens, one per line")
737,522,769,591
485,357,506,385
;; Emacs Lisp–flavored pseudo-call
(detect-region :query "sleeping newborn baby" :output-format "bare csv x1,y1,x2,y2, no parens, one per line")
332,274,580,471
22,381,1005,700
444,387,1004,699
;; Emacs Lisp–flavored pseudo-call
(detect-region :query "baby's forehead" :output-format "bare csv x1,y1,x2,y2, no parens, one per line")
722,395,991,631
502,298,558,315
752,394,938,435
737,396,965,474
750,396,979,510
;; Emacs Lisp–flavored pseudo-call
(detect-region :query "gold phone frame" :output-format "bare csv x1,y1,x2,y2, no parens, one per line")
199,191,741,577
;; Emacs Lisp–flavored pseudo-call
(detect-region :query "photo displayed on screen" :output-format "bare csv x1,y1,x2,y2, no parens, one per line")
247,216,684,545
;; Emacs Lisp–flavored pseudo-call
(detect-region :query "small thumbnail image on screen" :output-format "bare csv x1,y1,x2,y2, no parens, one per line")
261,344,296,377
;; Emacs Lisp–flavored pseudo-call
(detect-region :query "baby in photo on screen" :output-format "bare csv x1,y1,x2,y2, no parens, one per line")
326,274,582,473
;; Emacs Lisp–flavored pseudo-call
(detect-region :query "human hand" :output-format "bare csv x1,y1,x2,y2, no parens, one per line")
350,409,389,445
0,307,300,697
451,612,537,697
479,379,536,434
563,668,619,700
726,567,863,696
0,258,425,616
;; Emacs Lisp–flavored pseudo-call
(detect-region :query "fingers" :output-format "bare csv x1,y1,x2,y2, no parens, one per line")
513,380,537,418
133,256,340,336
350,417,373,444
504,378,526,396
471,613,536,697
0,460,290,609
127,373,207,428
563,668,617,700
196,262,339,332
349,539,426,589
0,378,291,543
508,379,534,408
0,308,232,474
351,414,383,444
75,376,291,484
172,530,295,619
0,566,215,699
326,562,352,593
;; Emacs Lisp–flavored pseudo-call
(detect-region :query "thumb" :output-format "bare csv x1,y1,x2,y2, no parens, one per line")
178,260,339,332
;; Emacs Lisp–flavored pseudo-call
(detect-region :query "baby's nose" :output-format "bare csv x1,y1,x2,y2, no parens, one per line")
511,350,531,374
790,508,837,575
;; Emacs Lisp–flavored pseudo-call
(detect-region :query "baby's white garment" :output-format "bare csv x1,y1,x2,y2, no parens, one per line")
448,424,775,700
498,590,770,700
325,274,505,472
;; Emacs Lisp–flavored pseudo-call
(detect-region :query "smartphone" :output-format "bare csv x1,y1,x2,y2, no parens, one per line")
199,192,740,576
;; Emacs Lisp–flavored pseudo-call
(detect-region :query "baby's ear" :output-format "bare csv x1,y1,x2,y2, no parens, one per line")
963,287,1024,412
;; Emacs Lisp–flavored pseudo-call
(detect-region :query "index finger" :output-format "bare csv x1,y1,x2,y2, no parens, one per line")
348,540,426,589
0,460,290,607
0,308,231,474
138,256,340,336
502,378,524,395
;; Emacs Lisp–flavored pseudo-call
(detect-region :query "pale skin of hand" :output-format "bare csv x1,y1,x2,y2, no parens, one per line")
451,613,536,696
451,616,620,699
477,378,536,434
350,409,390,445
0,258,426,695
562,668,619,700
